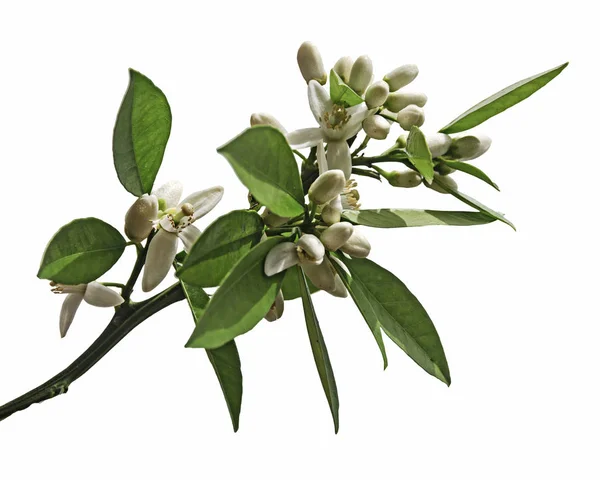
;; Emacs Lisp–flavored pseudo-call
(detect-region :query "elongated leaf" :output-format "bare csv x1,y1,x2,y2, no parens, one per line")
406,126,434,183
281,268,319,300
440,62,568,134
297,266,340,433
113,69,172,196
337,255,451,385
38,218,126,284
178,210,264,287
439,159,499,191
185,237,286,349
342,209,496,228
329,69,364,107
431,177,515,230
181,282,242,432
218,126,305,217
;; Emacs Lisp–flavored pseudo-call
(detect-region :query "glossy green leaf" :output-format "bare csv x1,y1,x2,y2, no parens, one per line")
113,69,172,196
181,282,242,432
440,62,568,134
337,255,451,385
218,126,305,217
329,69,364,107
178,210,264,287
281,268,319,300
297,266,340,433
342,208,496,228
38,218,126,284
185,237,286,349
439,159,499,191
406,126,434,183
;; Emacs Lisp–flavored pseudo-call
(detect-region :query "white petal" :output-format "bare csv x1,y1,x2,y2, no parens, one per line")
250,112,287,134
344,104,372,138
142,229,179,292
302,261,336,292
316,140,327,174
124,194,158,242
326,141,352,179
59,293,84,338
308,80,333,124
83,282,124,307
180,186,224,221
320,222,354,251
329,273,348,298
264,242,299,276
322,195,342,225
265,290,285,322
159,215,177,233
153,181,183,209
179,225,202,252
286,128,323,149
297,234,325,264
340,229,371,258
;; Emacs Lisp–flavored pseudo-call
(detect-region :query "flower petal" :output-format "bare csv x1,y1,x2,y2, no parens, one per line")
302,260,336,292
322,195,342,225
59,293,84,338
344,104,373,138
286,128,324,149
83,282,125,307
265,290,285,322
180,186,224,221
264,242,299,276
340,229,371,258
326,141,352,179
308,80,333,125
320,222,354,251
316,140,327,174
142,229,179,292
153,180,183,209
124,194,159,242
297,234,325,264
159,215,177,233
329,273,348,298
179,225,202,252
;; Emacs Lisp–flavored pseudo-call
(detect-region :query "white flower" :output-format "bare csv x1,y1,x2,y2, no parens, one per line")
362,115,390,140
286,80,373,179
142,182,224,292
397,105,425,131
250,113,287,134
264,234,325,276
51,282,124,338
297,41,327,85
340,228,371,258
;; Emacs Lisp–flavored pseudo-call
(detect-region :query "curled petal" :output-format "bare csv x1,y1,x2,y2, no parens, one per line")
159,215,177,233
316,140,327,175
153,180,183,209
179,225,202,252
83,282,124,307
320,222,354,251
329,273,348,298
322,195,342,225
302,260,336,293
180,186,224,221
142,229,179,292
265,290,285,322
59,293,84,338
308,80,333,125
326,141,352,180
340,229,371,258
286,128,323,150
297,234,325,264
264,242,299,276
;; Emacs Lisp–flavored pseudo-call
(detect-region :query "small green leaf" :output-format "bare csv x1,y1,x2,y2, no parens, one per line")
439,159,499,191
113,69,172,196
440,62,568,134
329,69,364,107
181,282,242,432
185,237,286,349
297,266,340,433
281,268,319,300
337,255,451,386
177,210,264,287
38,218,126,284
342,209,496,228
218,126,305,217
406,126,434,183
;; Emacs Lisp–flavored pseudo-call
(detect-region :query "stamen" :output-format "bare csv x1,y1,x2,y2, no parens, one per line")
296,246,316,263
51,284,86,295
323,104,350,130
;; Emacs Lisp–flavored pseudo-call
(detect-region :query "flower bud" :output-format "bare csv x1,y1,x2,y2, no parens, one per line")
83,282,125,308
320,222,354,251
362,115,390,140
397,105,425,131
321,195,342,225
348,55,373,95
250,113,287,134
385,91,428,113
383,64,419,92
297,41,327,85
329,272,348,298
261,208,289,227
448,134,492,160
396,134,408,148
124,194,158,242
297,234,325,265
388,170,423,188
308,170,346,205
435,163,455,176
265,290,284,322
427,133,452,158
365,81,389,109
333,56,353,83
427,173,458,193
340,230,371,258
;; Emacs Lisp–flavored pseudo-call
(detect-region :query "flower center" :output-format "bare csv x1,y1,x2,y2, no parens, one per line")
342,180,361,210
323,104,350,131
296,246,317,264
50,281,86,295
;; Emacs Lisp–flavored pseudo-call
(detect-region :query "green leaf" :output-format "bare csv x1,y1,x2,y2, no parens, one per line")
113,69,172,196
431,177,515,230
185,237,286,349
177,210,264,287
342,208,496,228
217,126,305,217
38,218,126,284
440,62,568,134
329,69,364,107
297,266,340,433
439,159,499,191
337,255,451,385
181,282,242,432
406,126,434,183
281,268,319,300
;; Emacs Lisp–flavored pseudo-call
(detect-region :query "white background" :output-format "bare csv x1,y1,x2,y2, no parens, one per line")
0,1,598,478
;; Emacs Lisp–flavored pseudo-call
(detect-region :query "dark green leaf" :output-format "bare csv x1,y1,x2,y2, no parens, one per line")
113,69,172,196
281,268,319,300
329,69,364,107
440,62,568,134
38,218,126,284
217,126,305,217
406,126,434,183
439,159,499,191
337,255,451,386
178,210,264,287
297,266,340,433
185,237,286,349
342,208,496,228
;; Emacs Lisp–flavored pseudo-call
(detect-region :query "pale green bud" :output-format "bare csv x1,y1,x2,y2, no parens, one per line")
340,230,371,258
427,133,452,158
397,105,425,131
383,64,419,92
348,55,373,95
427,173,458,193
388,170,423,188
362,115,390,140
385,91,428,113
333,56,353,83
320,222,354,251
365,81,389,109
297,41,327,85
124,194,158,242
396,134,408,148
250,113,287,134
449,134,492,160
308,170,346,205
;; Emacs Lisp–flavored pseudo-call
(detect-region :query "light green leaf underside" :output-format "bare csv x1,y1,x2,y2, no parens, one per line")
406,126,434,183
439,159,499,191
281,268,320,300
342,209,496,228
329,69,364,107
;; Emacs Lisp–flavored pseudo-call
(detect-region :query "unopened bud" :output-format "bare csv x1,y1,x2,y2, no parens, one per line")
435,163,455,176
385,91,428,113
397,105,425,131
321,195,342,225
124,194,158,242
308,170,346,205
427,173,458,193
297,41,327,85
261,208,289,228
348,55,373,95
427,133,452,158
383,64,419,92
297,234,325,265
396,134,408,148
320,222,354,251
250,113,287,134
365,81,389,109
388,170,423,188
333,56,353,83
448,134,492,161
362,115,390,140
265,290,284,322
340,230,371,258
